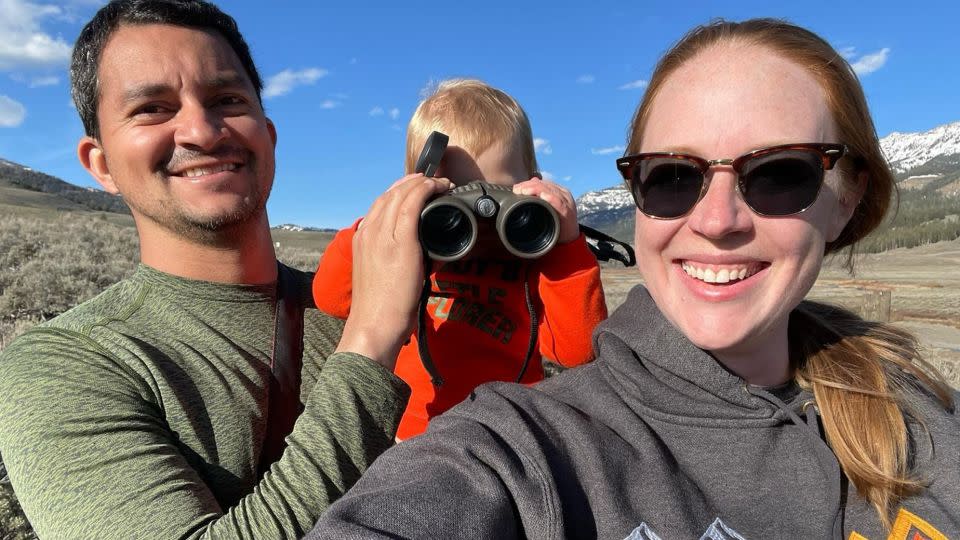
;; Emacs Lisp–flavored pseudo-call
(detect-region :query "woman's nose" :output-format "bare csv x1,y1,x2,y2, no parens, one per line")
684,171,753,239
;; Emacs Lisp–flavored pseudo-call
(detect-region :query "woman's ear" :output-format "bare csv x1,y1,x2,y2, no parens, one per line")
828,170,868,242
77,136,118,194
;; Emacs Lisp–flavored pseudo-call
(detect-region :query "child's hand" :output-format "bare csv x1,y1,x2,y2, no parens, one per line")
337,173,452,369
513,177,580,244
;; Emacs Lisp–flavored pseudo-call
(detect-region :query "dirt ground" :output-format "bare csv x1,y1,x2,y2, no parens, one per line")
600,238,960,388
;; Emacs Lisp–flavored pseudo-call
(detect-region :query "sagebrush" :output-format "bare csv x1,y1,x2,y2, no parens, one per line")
0,213,139,349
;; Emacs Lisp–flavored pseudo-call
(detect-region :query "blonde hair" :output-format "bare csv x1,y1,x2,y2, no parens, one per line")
404,79,538,177
627,19,954,527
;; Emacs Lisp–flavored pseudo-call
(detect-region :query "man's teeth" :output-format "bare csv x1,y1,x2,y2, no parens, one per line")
183,163,238,178
681,262,756,284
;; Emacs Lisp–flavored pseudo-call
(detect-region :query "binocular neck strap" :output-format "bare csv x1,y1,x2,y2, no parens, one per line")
417,254,445,387
579,224,636,267
416,262,539,388
514,266,537,384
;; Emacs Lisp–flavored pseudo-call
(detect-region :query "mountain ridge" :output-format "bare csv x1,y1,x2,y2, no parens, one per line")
0,157,130,215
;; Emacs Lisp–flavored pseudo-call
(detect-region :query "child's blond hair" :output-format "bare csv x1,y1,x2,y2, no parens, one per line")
404,79,538,177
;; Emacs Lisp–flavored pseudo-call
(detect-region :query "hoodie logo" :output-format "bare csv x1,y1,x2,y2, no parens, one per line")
848,507,947,540
625,518,747,540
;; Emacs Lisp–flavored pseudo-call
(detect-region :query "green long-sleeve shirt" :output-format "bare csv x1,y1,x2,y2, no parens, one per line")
0,264,410,539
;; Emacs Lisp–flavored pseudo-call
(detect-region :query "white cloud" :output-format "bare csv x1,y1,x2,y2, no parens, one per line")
838,46,857,60
618,79,648,90
263,67,328,99
0,95,27,127
0,0,73,70
320,99,340,109
591,145,624,156
28,75,58,87
534,138,552,155
576,74,595,84
850,48,890,76
370,106,401,121
418,78,439,99
538,171,570,182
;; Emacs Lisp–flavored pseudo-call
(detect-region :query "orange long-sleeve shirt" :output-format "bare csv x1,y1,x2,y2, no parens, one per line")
313,219,607,439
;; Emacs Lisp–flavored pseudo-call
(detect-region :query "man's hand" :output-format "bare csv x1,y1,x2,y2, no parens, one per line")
513,177,580,244
336,174,452,369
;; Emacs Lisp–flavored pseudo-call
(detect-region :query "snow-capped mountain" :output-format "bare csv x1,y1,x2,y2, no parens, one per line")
0,157,32,171
274,224,308,232
577,185,633,219
576,185,635,242
271,223,337,233
880,121,960,174
575,120,960,242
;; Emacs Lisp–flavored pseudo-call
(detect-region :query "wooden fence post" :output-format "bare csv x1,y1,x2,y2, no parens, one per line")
860,287,892,322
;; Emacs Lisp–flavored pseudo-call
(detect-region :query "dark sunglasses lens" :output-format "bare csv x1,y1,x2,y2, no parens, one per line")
740,150,823,216
633,158,703,218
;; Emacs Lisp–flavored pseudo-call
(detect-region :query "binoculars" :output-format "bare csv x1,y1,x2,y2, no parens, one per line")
414,131,560,261
420,181,560,261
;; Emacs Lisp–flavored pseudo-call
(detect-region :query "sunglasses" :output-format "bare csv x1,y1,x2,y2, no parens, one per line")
615,143,847,219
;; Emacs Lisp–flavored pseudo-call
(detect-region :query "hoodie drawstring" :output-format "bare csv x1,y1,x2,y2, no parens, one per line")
746,386,846,539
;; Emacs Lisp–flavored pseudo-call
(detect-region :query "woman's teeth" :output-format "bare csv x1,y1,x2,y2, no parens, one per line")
681,262,758,284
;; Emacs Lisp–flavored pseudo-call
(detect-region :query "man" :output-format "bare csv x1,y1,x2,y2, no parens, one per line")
0,0,447,537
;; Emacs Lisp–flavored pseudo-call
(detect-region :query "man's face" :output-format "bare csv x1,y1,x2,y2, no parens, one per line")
81,23,277,241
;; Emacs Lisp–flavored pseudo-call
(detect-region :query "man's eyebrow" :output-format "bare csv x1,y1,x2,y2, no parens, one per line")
203,72,250,91
119,73,252,104
120,83,170,104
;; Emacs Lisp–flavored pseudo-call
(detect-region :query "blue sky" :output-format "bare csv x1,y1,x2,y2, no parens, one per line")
1,0,958,229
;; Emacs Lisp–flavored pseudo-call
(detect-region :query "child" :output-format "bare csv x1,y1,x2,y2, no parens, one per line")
312,79,607,439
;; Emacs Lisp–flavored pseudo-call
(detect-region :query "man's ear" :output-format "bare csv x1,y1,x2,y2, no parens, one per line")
828,170,868,242
266,117,278,148
77,136,119,194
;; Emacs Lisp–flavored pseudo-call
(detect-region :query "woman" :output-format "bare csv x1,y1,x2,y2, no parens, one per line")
308,19,958,539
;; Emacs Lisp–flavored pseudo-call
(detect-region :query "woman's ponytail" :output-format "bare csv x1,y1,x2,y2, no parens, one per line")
792,301,954,528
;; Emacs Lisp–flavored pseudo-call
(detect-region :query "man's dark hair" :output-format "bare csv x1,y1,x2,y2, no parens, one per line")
71,0,264,139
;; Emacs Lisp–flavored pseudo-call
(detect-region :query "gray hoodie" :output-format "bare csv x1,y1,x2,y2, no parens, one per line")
310,286,959,539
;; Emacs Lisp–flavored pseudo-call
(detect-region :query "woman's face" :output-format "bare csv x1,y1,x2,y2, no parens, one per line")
634,43,860,371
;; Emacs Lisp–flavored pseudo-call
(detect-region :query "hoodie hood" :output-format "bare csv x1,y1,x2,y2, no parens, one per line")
593,284,810,427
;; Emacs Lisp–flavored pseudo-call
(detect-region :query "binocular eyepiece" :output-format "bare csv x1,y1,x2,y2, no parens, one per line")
420,182,560,261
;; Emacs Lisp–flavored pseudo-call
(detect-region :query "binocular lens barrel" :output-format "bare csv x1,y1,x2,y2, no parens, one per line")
500,202,557,257
419,203,477,261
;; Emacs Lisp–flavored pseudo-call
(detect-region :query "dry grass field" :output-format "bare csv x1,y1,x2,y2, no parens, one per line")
600,238,960,388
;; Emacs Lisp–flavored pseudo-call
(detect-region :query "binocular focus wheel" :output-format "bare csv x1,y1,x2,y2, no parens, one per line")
475,196,498,218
